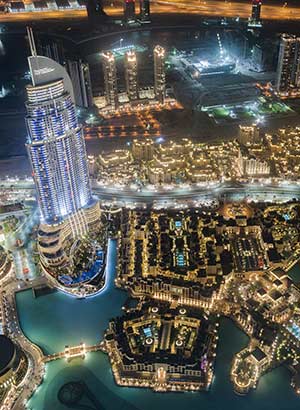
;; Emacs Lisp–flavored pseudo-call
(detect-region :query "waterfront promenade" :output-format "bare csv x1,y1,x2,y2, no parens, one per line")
0,239,123,409
0,278,45,410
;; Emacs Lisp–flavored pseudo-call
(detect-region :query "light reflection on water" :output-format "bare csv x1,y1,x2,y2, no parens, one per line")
17,241,300,410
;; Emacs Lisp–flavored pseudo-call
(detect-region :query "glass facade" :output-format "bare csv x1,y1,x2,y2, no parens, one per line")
26,77,92,223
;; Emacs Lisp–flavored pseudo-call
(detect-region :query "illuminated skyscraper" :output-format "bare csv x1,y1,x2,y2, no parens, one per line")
276,34,300,96
125,50,138,101
102,51,119,109
154,45,166,104
140,0,150,22
25,29,92,224
248,0,262,28
124,0,135,22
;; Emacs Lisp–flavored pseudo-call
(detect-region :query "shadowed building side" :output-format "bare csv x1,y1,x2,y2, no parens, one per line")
86,0,108,26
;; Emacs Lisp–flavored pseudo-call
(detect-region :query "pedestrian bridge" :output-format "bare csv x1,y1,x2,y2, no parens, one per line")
44,342,102,363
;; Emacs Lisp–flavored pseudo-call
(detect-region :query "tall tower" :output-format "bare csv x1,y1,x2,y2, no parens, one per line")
276,34,300,96
125,50,138,101
140,0,150,22
102,51,119,109
154,45,166,104
25,29,92,224
124,0,135,22
248,0,262,28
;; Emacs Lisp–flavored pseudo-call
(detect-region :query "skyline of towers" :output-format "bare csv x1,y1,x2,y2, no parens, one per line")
102,45,166,108
276,34,300,96
102,51,119,109
25,29,92,224
125,50,138,101
154,45,166,104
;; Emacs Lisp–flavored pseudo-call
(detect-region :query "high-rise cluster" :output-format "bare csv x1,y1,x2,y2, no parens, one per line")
276,34,300,97
102,45,166,109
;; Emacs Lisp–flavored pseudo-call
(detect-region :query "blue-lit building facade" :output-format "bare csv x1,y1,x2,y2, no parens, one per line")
25,51,106,297
26,60,92,224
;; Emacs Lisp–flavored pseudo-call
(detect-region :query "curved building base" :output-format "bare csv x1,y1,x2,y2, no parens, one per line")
37,201,108,298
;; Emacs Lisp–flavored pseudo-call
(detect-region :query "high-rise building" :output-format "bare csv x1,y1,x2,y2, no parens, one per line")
238,125,260,145
237,151,270,176
102,51,119,109
67,59,94,108
26,30,92,224
25,29,105,296
153,45,166,104
276,34,300,96
86,0,107,26
248,0,262,28
251,39,278,72
125,50,138,101
124,0,135,22
251,0,261,22
132,138,154,161
140,0,150,22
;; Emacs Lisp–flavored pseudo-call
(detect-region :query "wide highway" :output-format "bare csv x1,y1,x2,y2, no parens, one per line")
92,182,300,204
0,0,298,23
2,180,300,205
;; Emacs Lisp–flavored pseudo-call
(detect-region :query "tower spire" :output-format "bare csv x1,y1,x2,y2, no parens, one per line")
27,26,37,57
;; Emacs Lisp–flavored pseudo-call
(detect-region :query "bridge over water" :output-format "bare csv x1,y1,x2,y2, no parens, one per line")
43,342,103,363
